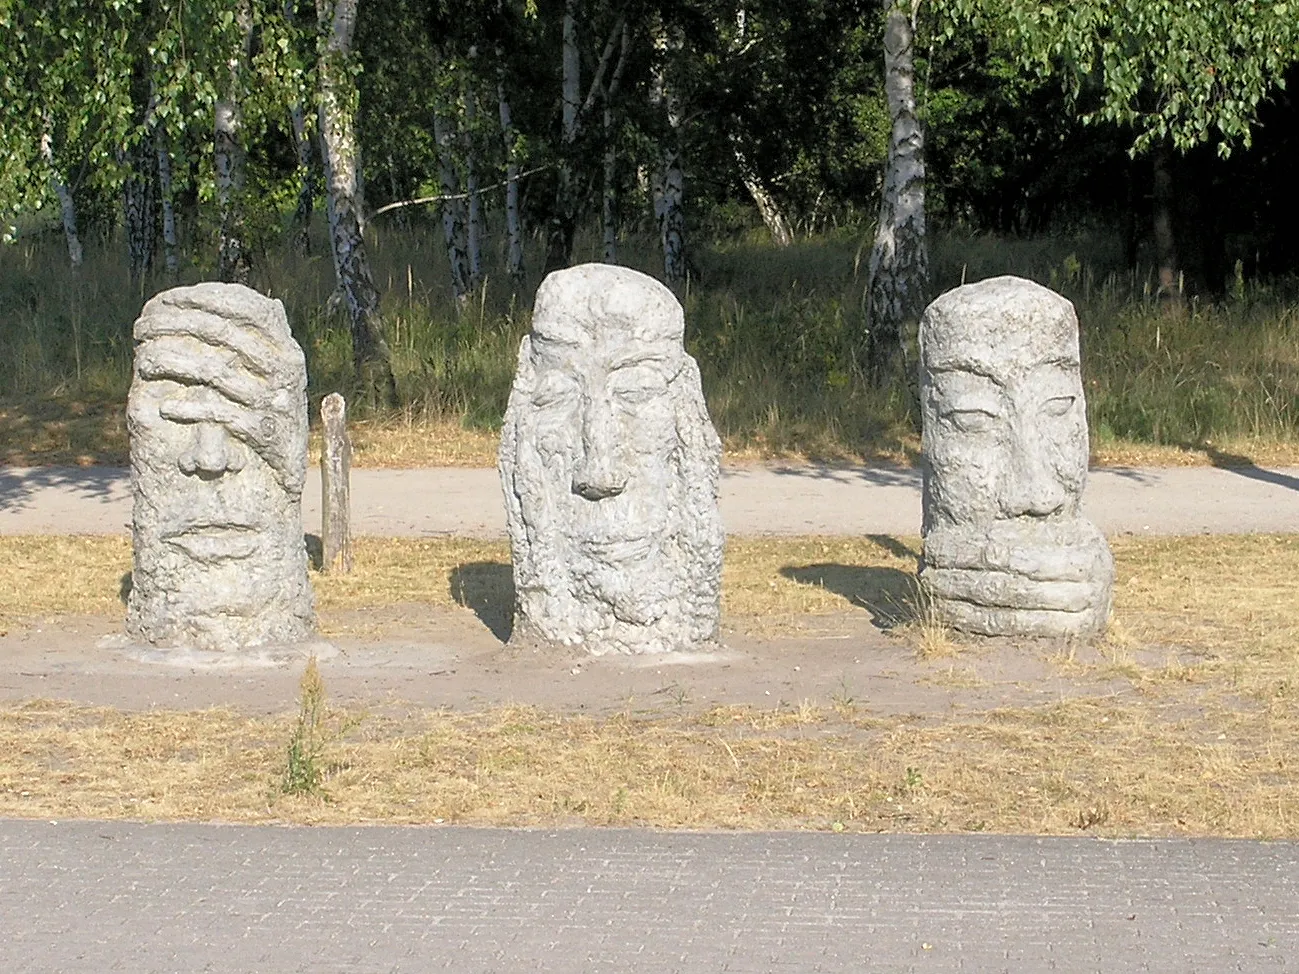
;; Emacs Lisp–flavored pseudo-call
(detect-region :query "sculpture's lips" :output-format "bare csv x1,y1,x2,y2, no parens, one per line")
164,522,261,560
577,533,655,563
921,566,1102,613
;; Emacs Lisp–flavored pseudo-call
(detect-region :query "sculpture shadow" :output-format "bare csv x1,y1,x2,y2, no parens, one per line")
1180,441,1299,492
0,465,130,513
449,562,514,643
304,533,324,571
779,563,919,631
119,572,133,605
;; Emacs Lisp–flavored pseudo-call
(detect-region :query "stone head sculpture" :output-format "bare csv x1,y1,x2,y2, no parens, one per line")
126,282,315,651
499,263,723,655
918,275,1113,637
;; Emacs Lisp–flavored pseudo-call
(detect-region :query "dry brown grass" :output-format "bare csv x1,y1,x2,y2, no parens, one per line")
2,533,1297,835
0,693,1293,836
3,395,1297,469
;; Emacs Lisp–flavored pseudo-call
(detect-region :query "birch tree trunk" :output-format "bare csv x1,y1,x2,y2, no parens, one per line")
733,144,792,247
463,78,483,288
497,56,524,282
317,0,398,406
543,0,582,274
155,129,179,274
602,100,618,264
290,103,316,253
865,1,928,382
215,1,254,284
650,24,687,286
39,127,83,268
1152,142,1183,306
122,140,156,282
432,102,472,304
600,22,630,265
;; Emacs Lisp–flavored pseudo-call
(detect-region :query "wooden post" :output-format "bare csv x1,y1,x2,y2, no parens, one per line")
320,392,353,573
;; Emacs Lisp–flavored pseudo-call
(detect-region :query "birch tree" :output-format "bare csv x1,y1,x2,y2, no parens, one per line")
317,0,399,405
865,0,927,381
496,54,525,281
543,3,628,273
215,1,254,282
650,20,687,285
432,82,472,303
39,123,84,267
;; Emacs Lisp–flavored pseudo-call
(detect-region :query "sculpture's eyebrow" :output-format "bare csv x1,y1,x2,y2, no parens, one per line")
926,362,1005,384
607,348,674,370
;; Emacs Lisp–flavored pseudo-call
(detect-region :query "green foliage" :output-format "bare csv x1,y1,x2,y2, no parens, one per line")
281,655,327,796
938,0,1299,154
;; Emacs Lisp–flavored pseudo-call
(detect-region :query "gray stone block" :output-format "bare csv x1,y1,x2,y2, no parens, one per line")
919,275,1114,637
499,263,723,654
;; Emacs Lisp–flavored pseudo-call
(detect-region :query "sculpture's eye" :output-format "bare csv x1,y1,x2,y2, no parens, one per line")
943,408,997,432
1042,395,1076,417
609,365,668,404
532,374,579,408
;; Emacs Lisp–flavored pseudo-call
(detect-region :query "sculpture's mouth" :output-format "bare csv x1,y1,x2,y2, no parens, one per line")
578,533,656,564
164,522,262,561
922,566,1104,613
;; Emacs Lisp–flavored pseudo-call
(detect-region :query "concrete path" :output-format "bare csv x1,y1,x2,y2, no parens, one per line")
2,463,1298,536
1,821,1294,973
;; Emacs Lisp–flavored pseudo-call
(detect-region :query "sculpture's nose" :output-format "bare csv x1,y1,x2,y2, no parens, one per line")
572,393,626,501
179,422,243,478
999,435,1066,518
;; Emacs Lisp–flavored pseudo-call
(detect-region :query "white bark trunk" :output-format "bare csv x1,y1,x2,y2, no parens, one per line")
318,0,397,405
733,145,792,247
651,24,687,285
603,102,618,264
39,128,82,267
433,104,471,303
866,3,928,378
497,59,524,281
120,140,156,281
215,1,253,283
600,22,630,265
290,103,315,251
156,131,179,274
463,81,483,288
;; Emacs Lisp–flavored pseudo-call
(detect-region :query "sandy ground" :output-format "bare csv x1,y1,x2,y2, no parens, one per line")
2,461,1293,719
0,602,1152,720
2,463,1298,536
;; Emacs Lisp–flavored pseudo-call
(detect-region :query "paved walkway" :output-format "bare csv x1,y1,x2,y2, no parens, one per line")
2,821,1294,973
2,463,1298,536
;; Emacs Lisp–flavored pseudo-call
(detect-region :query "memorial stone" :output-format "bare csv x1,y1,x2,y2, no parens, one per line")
499,263,724,654
126,282,315,651
919,275,1114,637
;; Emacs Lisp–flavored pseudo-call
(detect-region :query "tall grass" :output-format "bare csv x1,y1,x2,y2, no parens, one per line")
2,217,1296,464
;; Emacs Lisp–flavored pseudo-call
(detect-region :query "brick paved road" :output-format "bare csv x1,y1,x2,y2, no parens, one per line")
1,822,1294,973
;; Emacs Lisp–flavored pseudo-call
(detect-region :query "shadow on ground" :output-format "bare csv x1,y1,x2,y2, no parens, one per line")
450,562,514,642
779,563,918,630
1178,441,1299,492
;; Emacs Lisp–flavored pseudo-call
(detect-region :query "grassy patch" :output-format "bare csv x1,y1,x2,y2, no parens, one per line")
0,694,1293,836
3,226,1297,467
1,533,1297,834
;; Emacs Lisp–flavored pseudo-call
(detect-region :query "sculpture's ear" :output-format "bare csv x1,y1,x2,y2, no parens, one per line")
499,335,535,464
670,354,724,639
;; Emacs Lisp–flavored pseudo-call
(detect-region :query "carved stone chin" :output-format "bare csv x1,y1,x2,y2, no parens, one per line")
499,263,724,655
918,275,1114,638
126,282,315,652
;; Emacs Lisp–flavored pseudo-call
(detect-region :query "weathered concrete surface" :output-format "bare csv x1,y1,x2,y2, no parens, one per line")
499,264,723,655
126,283,314,651
919,276,1113,637
2,463,1297,538
1,821,1294,973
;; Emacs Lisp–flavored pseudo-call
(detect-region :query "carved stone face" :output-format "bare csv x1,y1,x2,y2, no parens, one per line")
919,276,1113,637
500,264,723,655
126,283,314,651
